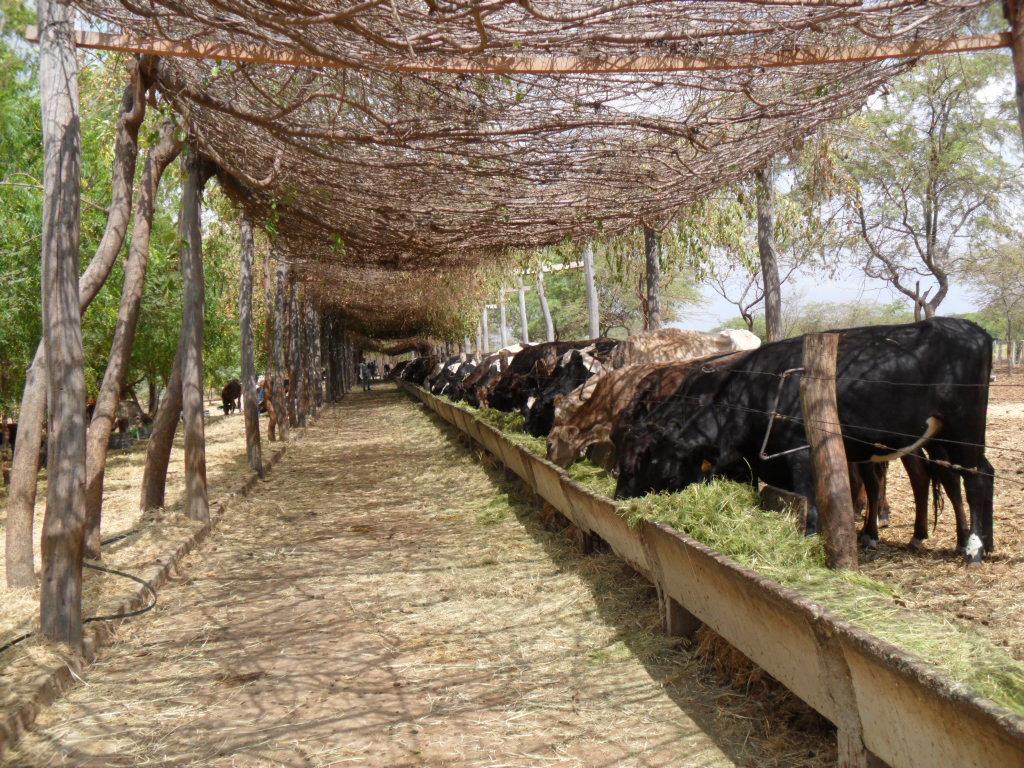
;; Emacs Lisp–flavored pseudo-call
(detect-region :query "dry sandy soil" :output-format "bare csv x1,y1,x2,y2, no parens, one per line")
859,364,1024,661
5,387,833,767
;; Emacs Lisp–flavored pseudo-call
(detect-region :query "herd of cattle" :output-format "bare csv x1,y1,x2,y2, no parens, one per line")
393,318,996,563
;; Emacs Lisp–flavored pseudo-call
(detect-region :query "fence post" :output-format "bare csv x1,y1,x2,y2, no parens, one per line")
800,332,858,570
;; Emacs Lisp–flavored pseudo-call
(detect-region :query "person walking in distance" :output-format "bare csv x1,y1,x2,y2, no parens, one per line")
359,361,372,392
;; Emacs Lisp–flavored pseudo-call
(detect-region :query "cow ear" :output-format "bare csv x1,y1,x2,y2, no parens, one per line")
701,458,713,474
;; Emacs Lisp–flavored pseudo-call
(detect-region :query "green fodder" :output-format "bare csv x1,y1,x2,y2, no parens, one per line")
621,480,1024,715
567,460,618,498
475,407,526,433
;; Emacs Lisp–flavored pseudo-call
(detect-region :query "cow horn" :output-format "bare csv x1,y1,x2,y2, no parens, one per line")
869,416,942,463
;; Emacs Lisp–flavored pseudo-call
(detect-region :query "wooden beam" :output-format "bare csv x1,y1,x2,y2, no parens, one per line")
23,26,1012,74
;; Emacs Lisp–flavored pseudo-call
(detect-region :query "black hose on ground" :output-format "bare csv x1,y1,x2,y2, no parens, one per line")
0,529,155,656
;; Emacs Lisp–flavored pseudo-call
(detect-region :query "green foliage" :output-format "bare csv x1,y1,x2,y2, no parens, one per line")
0,29,247,412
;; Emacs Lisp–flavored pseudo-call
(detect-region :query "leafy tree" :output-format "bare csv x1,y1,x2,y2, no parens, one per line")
831,54,1019,318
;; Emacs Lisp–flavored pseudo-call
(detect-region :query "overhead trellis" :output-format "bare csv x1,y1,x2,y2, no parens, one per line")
64,0,996,337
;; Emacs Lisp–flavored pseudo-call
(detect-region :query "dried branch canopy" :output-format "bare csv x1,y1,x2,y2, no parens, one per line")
68,0,990,338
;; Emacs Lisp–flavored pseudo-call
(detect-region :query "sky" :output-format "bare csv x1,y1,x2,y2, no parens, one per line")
677,267,980,332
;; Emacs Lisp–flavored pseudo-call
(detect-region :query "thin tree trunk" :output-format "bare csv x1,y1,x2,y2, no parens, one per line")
755,165,783,342
179,151,213,522
140,354,182,511
83,121,181,557
582,242,600,339
6,55,154,589
37,0,85,646
498,288,509,347
516,276,530,344
288,277,303,427
272,260,291,440
1007,0,1024,142
239,216,265,478
536,270,555,341
643,226,662,331
481,307,490,353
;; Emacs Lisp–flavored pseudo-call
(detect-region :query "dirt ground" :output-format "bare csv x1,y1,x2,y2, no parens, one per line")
860,364,1024,661
0,404,252,649
6,386,833,767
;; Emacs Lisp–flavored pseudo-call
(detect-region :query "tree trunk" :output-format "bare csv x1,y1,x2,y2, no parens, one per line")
288,277,303,427
239,216,265,478
498,287,509,348
643,226,662,331
1007,0,1024,142
516,276,530,344
178,151,213,522
481,307,490,353
273,261,291,440
536,270,556,342
582,242,600,339
140,353,181,511
37,0,85,647
83,121,181,557
6,55,154,589
755,165,783,342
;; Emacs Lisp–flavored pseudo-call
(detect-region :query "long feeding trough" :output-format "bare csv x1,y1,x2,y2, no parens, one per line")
399,381,1024,768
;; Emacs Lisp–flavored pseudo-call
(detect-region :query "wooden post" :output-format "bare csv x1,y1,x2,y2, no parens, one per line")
800,333,858,569
755,164,783,342
37,0,86,647
481,306,490,354
498,287,510,348
536,270,556,341
239,217,265,478
516,276,530,344
643,226,661,331
178,150,212,522
582,242,600,339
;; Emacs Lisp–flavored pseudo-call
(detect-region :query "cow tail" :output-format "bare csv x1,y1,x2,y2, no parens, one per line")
931,475,943,534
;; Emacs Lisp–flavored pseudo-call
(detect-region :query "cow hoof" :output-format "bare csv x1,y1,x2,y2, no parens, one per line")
908,537,926,552
859,534,878,550
878,514,891,530
964,552,983,567
964,533,984,566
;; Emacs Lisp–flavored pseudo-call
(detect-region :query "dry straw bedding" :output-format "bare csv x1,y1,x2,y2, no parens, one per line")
0,409,251,652
7,386,833,767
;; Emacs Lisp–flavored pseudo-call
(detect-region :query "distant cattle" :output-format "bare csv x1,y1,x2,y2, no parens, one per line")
606,327,760,369
522,340,619,437
485,340,613,413
455,349,517,406
390,360,410,379
400,355,440,385
613,318,994,563
221,380,242,415
429,355,478,397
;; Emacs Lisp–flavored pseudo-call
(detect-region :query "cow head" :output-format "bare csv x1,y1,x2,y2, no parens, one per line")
547,425,579,467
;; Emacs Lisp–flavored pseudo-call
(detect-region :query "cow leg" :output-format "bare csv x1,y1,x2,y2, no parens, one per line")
876,463,891,529
849,464,867,515
940,469,968,551
858,463,883,549
902,454,931,549
962,465,991,565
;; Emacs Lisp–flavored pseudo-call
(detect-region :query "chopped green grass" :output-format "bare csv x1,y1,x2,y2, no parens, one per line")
436,389,1024,714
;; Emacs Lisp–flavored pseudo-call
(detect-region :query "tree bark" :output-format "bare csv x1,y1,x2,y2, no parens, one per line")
140,353,181,511
239,216,265,478
288,276,303,427
643,226,662,331
6,54,155,589
516,276,530,344
755,165,783,342
37,0,85,647
582,242,600,339
498,287,510,347
179,151,214,522
536,270,556,341
1007,0,1024,145
83,121,181,557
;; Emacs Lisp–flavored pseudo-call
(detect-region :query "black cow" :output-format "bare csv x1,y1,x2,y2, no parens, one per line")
460,350,515,407
614,318,994,563
431,357,478,397
390,360,410,379
401,356,439,385
523,340,619,437
487,340,612,413
221,380,242,415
